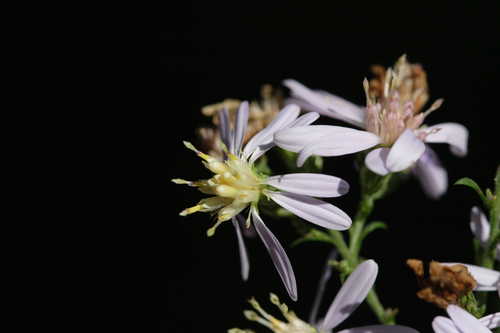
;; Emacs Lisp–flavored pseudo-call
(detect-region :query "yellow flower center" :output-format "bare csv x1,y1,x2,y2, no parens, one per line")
172,141,264,236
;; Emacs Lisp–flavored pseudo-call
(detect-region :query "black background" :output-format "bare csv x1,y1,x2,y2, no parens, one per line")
163,2,499,332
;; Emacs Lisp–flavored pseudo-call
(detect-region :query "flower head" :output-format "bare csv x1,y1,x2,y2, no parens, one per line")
174,102,352,300
230,260,418,333
276,55,469,199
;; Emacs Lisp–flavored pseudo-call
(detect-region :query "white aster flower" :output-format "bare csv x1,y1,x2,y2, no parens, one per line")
231,260,418,333
470,206,500,260
173,102,353,300
432,304,500,333
276,55,468,199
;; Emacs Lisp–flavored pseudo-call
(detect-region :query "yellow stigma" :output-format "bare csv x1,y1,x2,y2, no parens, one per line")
174,141,264,236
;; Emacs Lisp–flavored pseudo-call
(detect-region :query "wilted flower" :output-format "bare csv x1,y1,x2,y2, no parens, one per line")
173,102,353,300
442,263,500,298
230,260,418,333
276,55,468,199
432,304,499,333
198,84,283,158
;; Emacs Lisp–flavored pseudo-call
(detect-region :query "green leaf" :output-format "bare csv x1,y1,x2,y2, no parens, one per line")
454,177,489,207
361,221,388,240
291,229,333,247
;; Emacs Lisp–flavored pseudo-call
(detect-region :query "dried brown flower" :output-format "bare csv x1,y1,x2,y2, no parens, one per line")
406,259,477,309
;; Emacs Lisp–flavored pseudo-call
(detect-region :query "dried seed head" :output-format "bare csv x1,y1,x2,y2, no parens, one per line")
407,259,477,309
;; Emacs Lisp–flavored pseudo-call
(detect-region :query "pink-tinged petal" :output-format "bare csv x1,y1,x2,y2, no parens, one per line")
443,263,500,291
412,145,448,199
365,148,391,175
309,250,337,324
275,125,379,155
233,101,249,154
321,260,378,331
447,304,491,333
386,129,426,172
252,208,298,301
269,191,352,230
283,79,366,128
480,313,500,329
266,173,349,198
232,216,250,281
336,325,420,333
289,111,320,127
432,316,461,333
218,108,231,149
470,206,490,246
243,104,300,160
424,123,469,157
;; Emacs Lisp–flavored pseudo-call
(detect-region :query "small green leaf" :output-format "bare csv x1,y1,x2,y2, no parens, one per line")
291,229,333,247
454,177,489,207
361,221,388,240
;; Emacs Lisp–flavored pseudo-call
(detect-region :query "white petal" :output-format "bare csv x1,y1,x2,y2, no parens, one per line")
283,79,366,128
288,111,320,127
269,191,352,230
432,316,461,333
443,263,500,291
386,129,426,172
252,208,298,301
336,325,420,333
447,304,491,333
218,108,231,149
233,101,249,154
424,123,469,157
365,148,391,175
480,313,500,329
275,125,379,154
266,173,349,198
412,145,448,199
470,206,490,246
309,250,337,325
321,260,378,331
243,104,300,159
232,216,250,281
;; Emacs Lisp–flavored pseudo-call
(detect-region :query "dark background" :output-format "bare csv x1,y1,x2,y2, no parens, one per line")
163,2,499,332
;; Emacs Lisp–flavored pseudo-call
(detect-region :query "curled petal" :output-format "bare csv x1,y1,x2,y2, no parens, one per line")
283,79,366,128
233,101,249,154
243,104,300,160
321,260,378,331
447,304,491,333
269,191,351,230
470,206,490,246
266,173,349,198
412,145,448,199
232,216,250,281
252,208,297,301
480,313,500,329
432,316,461,333
424,122,469,157
336,325,420,333
386,129,426,172
365,148,391,175
288,111,320,127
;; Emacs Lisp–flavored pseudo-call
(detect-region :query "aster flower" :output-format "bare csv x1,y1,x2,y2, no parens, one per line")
230,260,418,333
276,55,468,199
432,304,500,333
173,102,353,300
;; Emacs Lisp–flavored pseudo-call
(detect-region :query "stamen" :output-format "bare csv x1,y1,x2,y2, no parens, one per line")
207,219,224,237
244,310,273,328
180,205,202,216
422,98,444,118
171,178,191,185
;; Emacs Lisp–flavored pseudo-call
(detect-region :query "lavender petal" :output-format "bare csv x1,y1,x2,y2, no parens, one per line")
412,145,448,199
386,129,425,172
266,173,349,198
233,101,249,154
447,304,490,333
232,216,250,281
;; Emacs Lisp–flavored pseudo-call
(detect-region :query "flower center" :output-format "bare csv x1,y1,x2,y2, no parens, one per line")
172,141,263,236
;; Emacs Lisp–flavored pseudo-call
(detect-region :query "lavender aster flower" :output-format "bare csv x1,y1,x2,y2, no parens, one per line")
432,305,499,333
230,260,418,333
173,102,353,300
276,55,468,199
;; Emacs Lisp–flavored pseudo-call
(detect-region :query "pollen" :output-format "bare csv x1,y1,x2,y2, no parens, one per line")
173,141,264,236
